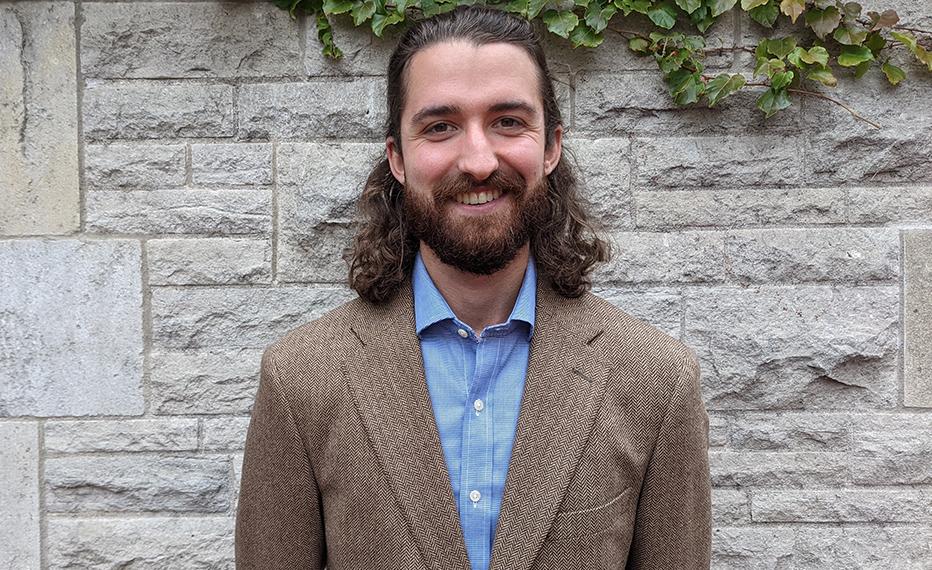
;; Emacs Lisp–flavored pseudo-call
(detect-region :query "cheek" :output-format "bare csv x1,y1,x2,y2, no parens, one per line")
404,146,456,184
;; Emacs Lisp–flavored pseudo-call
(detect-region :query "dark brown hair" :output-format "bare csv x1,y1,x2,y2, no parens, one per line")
347,5,610,304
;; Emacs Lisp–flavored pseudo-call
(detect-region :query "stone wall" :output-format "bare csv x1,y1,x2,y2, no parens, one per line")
1,1,931,568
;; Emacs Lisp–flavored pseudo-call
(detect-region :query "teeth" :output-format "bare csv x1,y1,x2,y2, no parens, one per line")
455,189,502,205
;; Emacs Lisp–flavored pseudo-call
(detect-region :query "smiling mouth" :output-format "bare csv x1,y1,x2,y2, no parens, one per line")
453,189,503,205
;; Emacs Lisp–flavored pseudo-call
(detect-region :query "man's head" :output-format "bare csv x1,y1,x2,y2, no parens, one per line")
348,6,610,303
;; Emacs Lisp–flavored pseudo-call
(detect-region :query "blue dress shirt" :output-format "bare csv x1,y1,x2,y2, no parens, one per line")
412,252,536,570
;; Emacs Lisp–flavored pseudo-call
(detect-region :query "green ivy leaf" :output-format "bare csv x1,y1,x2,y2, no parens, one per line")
615,0,652,15
666,69,702,105
585,2,617,33
837,44,874,67
770,69,794,90
780,0,805,23
569,22,605,47
501,0,529,15
787,47,805,68
891,30,917,51
864,32,886,56
629,37,650,53
689,5,716,32
833,26,868,46
756,88,791,117
528,0,548,18
705,73,746,106
841,1,861,23
766,37,797,58
749,1,779,27
755,56,786,78
853,59,871,78
710,0,738,18
352,0,377,24
543,10,580,38
881,61,906,85
371,10,404,36
323,0,355,14
647,2,678,29
741,0,769,10
805,7,841,40
803,46,830,66
867,9,899,31
807,68,837,86
316,13,344,58
675,0,702,14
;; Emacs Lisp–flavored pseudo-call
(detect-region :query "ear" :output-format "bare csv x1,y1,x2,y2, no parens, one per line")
386,136,406,185
543,125,563,176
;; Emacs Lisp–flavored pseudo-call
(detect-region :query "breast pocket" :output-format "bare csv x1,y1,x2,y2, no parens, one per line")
547,487,634,542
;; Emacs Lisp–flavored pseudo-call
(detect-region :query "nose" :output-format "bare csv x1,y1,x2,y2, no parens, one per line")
456,124,499,182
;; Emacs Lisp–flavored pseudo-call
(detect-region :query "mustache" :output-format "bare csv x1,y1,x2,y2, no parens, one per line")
432,169,527,200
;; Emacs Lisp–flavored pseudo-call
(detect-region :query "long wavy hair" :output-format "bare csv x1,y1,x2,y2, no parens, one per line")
347,6,611,304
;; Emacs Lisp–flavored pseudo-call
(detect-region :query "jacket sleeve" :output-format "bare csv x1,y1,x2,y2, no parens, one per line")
625,353,711,569
236,347,326,569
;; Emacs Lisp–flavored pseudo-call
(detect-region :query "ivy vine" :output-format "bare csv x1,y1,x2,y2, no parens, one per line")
273,0,932,123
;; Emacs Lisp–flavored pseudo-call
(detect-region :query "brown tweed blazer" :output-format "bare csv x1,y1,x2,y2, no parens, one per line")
236,278,711,570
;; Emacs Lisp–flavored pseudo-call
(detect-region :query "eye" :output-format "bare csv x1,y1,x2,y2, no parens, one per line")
425,122,455,135
496,117,525,129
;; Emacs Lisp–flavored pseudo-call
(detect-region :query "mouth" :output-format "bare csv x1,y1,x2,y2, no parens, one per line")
452,189,503,206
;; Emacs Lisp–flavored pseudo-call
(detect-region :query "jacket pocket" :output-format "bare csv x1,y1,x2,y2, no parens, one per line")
546,487,634,542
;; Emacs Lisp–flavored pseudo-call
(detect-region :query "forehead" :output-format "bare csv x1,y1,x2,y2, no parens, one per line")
401,41,543,121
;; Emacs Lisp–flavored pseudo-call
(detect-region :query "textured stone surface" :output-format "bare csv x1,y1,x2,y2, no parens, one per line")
712,489,750,526
45,456,230,513
83,81,235,140
635,187,848,230
202,417,251,451
151,349,263,415
590,287,682,339
632,136,803,190
753,490,932,523
708,413,729,447
575,72,800,137
277,142,382,282
568,138,633,230
48,516,235,569
0,3,79,235
151,286,355,350
84,143,186,191
82,2,302,79
596,231,725,284
191,143,273,187
711,527,794,570
849,186,932,224
238,79,385,140
147,237,272,285
904,230,932,407
45,419,199,454
710,451,850,487
0,240,143,416
306,20,398,76
793,527,932,570
725,228,899,284
86,189,272,235
0,422,39,569
685,286,899,410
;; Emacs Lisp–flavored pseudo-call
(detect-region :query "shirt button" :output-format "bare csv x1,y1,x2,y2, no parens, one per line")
457,328,468,338
473,399,484,412
469,490,481,503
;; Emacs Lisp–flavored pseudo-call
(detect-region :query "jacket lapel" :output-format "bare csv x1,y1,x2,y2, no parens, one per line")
489,281,610,570
344,283,471,570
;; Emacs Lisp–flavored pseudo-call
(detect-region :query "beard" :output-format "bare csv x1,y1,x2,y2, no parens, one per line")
404,168,550,275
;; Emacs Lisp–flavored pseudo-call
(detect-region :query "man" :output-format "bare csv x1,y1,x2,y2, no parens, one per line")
236,6,711,570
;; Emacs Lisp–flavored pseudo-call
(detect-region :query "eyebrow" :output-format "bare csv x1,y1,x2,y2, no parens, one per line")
409,100,539,125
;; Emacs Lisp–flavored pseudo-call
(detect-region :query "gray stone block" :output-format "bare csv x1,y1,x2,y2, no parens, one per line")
685,286,899,410
712,489,750,526
725,228,900,284
202,417,252,451
793,527,932,570
150,349,263,415
277,142,382,283
567,138,633,230
82,2,302,79
635,188,848,230
711,527,794,570
147,238,272,285
150,286,356,350
590,286,682,339
45,456,231,513
0,3,79,235
47,516,234,569
306,20,398,76
753,490,932,523
238,79,385,141
710,451,850,487
44,419,199,454
0,239,143,417
849,186,932,225
191,143,273,187
0,422,39,569
632,136,803,190
85,143,186,191
83,81,235,140
904,230,932,407
86,189,272,235
595,231,725,284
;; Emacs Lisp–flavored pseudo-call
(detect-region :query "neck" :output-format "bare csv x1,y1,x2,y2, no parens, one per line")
419,243,530,334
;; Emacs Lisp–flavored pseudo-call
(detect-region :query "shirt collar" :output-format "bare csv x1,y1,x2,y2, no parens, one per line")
412,251,537,340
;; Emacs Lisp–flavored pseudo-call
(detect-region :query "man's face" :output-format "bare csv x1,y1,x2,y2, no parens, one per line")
386,40,563,275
